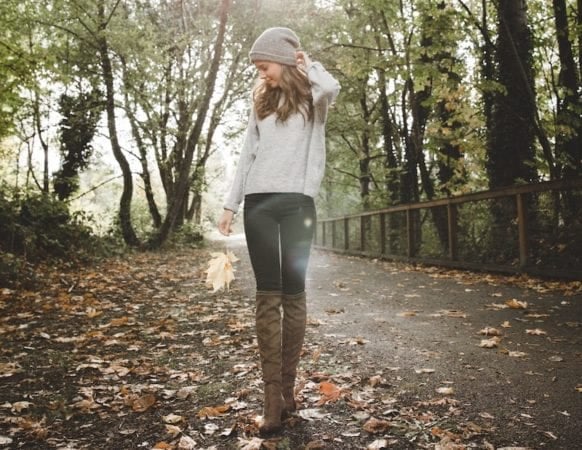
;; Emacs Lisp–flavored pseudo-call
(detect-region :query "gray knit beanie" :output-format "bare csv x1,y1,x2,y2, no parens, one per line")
249,27,300,66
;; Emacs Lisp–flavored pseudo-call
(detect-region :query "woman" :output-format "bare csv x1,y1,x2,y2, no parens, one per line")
218,27,340,435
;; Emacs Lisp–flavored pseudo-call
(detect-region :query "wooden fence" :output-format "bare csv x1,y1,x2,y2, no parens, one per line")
314,178,582,280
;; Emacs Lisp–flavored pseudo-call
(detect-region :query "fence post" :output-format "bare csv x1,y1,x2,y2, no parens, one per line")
380,213,386,255
447,203,458,261
321,222,326,247
344,218,349,250
516,193,529,268
406,208,415,258
331,221,336,249
360,216,366,251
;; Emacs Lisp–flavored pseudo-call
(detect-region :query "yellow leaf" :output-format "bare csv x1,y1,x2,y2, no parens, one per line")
205,251,239,292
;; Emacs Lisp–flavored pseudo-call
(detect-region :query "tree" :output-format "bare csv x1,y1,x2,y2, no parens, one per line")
149,0,231,248
487,0,538,187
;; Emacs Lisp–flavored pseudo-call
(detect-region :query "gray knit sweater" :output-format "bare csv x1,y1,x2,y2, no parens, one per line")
223,61,340,213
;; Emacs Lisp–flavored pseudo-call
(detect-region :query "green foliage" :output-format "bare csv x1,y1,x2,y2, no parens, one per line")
54,89,104,200
0,184,106,268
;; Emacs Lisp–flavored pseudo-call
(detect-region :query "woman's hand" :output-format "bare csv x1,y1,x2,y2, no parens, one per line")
296,50,312,68
218,209,235,236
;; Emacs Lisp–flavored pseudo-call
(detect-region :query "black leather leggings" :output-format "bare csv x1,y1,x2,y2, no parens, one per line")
243,193,316,295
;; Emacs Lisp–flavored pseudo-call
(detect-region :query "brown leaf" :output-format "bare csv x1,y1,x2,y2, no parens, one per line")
131,393,156,412
317,381,342,405
362,417,392,434
196,404,230,418
506,298,527,309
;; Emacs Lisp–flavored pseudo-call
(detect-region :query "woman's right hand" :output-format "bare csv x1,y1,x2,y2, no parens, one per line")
218,209,234,236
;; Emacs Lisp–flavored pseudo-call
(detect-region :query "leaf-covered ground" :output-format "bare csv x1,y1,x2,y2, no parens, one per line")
1,237,581,449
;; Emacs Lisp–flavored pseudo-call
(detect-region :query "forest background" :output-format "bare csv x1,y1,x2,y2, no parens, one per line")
0,0,581,281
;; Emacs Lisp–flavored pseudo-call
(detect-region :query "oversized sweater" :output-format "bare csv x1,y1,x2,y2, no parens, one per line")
223,61,340,213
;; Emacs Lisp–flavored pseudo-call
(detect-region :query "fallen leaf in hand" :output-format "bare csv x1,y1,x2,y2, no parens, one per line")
205,251,239,292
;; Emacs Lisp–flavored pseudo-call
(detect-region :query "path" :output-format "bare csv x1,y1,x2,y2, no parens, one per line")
225,233,582,449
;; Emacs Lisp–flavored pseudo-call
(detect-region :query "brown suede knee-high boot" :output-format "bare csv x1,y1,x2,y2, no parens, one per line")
281,291,307,415
255,291,284,435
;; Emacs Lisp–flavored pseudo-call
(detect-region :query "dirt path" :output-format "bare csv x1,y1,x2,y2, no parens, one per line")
0,236,580,449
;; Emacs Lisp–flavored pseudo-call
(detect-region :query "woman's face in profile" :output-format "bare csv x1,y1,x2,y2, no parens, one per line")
254,60,283,88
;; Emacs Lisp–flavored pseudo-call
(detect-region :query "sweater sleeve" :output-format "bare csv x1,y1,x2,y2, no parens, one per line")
223,109,259,213
307,61,341,122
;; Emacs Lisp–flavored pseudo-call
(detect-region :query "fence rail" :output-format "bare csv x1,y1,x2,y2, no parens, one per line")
315,178,582,280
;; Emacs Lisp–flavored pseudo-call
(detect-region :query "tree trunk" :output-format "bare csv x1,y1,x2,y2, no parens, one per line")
552,0,582,179
149,0,230,248
97,1,140,247
121,62,162,229
487,0,538,188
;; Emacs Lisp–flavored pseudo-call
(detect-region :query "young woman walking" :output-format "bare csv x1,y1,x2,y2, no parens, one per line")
218,27,340,435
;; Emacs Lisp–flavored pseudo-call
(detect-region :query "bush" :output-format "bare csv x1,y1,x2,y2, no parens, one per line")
0,186,108,286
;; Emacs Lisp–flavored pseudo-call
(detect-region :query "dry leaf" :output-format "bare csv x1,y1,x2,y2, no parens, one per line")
205,251,239,292
131,393,156,412
506,298,527,309
508,351,527,358
162,413,184,424
526,328,547,336
317,381,342,405
197,404,230,418
442,310,467,318
237,437,264,450
480,336,501,348
414,368,435,374
177,435,197,450
363,417,392,434
398,310,418,317
501,321,512,328
479,327,502,336
436,387,455,395
165,424,182,437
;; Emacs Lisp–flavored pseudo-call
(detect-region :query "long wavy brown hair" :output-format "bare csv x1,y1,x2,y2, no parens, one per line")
253,65,313,123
